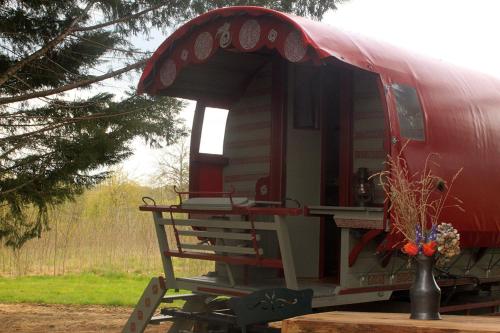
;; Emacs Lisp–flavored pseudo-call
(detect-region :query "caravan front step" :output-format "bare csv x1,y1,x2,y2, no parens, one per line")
122,277,167,333
149,314,174,325
161,293,199,303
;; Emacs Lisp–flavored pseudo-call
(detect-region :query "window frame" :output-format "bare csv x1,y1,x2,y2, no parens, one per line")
198,106,229,155
390,82,427,142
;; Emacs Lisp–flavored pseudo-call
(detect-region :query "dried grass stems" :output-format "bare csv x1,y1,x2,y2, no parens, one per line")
371,144,463,244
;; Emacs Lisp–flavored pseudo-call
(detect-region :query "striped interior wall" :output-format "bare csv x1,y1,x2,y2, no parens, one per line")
223,63,272,198
352,71,386,204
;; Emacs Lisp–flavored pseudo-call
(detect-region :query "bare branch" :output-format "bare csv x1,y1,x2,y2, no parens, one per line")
75,3,166,32
0,60,147,105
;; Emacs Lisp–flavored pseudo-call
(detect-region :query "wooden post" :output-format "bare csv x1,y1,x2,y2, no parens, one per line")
275,215,299,290
152,211,178,290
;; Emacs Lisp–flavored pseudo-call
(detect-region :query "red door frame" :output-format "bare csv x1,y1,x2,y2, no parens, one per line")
189,102,228,195
189,102,205,193
318,67,354,279
338,68,354,207
269,56,288,202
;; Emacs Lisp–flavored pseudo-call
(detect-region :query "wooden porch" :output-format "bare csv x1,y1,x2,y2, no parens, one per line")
281,311,500,333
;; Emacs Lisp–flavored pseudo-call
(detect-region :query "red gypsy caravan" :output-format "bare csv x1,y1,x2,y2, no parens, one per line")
124,6,500,333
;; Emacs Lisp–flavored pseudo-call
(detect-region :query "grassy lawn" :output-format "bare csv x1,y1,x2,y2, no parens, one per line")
0,273,185,307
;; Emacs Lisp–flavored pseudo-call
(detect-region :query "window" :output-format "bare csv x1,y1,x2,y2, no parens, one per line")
391,83,425,140
199,107,229,155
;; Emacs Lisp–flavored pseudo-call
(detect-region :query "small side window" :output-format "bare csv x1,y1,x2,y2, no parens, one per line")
199,107,229,155
391,83,425,141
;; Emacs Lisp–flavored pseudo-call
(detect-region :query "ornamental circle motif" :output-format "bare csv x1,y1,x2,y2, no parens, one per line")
239,19,261,50
194,32,213,60
267,29,278,42
180,49,189,61
217,22,232,48
284,31,307,62
159,59,176,87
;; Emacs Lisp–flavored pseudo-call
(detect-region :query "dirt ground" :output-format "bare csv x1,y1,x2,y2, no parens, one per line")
0,303,169,333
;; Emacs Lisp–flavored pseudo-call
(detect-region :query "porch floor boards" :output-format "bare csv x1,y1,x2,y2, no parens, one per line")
281,311,500,333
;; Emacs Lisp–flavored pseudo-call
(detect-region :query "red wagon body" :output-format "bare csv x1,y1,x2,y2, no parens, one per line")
125,7,500,333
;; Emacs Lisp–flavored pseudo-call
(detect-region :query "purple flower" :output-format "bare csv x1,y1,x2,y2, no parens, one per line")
428,224,437,241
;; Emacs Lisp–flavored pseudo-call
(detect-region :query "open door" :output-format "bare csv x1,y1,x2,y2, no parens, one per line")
189,103,229,194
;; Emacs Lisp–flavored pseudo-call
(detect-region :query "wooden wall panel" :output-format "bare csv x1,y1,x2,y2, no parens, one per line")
223,63,272,198
352,71,386,204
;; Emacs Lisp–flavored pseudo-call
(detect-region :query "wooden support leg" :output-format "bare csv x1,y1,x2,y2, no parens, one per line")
153,211,178,290
275,215,299,290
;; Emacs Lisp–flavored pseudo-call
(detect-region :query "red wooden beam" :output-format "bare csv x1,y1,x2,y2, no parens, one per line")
338,68,353,206
269,56,287,203
348,229,383,267
164,250,283,268
440,300,500,313
139,204,303,216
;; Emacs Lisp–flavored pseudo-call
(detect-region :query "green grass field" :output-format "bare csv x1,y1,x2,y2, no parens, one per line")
0,273,185,307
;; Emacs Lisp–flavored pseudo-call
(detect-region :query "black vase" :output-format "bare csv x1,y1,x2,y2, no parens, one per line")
409,254,441,320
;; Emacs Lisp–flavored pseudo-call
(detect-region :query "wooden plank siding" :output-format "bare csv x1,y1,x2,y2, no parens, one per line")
223,63,272,199
352,71,386,204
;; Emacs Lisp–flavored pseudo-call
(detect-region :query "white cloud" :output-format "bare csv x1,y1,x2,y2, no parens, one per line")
324,0,500,78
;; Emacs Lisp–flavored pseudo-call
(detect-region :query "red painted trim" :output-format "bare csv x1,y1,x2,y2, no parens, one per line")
338,283,410,295
338,277,488,295
224,173,268,183
191,154,229,165
158,276,166,290
440,300,500,313
269,56,287,202
164,250,283,268
338,69,353,206
376,75,392,231
348,229,383,267
140,204,303,216
318,69,326,279
197,287,250,297
189,102,205,193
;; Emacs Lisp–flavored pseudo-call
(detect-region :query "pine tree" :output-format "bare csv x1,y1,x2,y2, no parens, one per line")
0,1,341,248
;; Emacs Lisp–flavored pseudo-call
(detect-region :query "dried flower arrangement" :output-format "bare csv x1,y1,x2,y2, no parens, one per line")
372,145,463,265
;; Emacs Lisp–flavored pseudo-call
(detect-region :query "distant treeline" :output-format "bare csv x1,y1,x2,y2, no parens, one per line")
0,175,212,277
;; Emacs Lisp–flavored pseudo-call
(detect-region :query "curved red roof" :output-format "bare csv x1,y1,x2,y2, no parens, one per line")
138,6,500,248
138,6,500,95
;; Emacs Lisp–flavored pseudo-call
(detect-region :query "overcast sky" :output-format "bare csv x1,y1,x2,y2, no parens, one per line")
120,0,500,184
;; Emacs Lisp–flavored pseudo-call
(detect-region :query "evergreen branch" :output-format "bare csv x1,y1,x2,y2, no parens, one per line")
0,177,38,197
0,101,156,143
0,60,147,105
75,3,167,32
0,2,95,88
0,152,54,174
